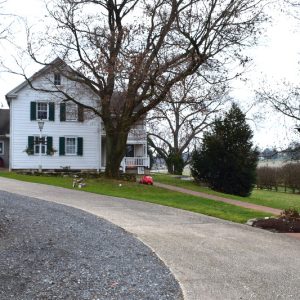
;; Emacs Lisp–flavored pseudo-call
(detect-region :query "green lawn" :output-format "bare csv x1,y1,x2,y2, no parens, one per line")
152,174,300,210
0,172,271,223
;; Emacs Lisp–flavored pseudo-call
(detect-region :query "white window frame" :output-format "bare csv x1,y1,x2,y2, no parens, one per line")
0,141,4,155
65,103,78,121
36,102,49,120
54,73,61,86
33,136,47,156
65,137,77,156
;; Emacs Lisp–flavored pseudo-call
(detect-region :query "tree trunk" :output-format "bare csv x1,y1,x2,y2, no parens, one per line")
173,158,184,175
166,160,174,174
166,151,185,175
105,130,129,178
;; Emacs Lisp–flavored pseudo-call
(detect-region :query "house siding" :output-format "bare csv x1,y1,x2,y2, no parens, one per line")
7,64,148,172
10,76,102,170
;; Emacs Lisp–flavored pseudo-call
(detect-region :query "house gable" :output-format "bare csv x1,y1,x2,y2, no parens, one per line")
5,57,66,102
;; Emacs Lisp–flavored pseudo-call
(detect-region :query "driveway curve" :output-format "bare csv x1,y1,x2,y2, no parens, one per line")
0,177,300,300
0,191,182,300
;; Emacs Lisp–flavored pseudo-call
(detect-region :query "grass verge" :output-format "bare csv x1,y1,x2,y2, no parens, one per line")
0,172,271,223
152,174,300,211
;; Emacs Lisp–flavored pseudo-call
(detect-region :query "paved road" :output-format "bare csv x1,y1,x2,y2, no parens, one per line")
1,177,300,300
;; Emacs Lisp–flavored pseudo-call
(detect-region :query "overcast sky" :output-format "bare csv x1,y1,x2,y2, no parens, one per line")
1,0,300,149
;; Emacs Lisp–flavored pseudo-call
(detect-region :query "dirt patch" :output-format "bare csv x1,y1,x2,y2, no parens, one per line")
252,217,300,233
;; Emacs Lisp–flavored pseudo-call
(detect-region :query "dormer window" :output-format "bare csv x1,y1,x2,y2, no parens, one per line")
54,73,61,85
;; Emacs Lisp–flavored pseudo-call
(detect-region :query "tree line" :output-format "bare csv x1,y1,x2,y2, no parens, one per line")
257,164,300,193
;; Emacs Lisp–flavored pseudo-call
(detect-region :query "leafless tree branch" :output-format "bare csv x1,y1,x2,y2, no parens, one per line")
11,0,266,177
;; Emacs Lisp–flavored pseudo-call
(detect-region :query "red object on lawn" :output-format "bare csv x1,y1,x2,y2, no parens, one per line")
139,175,154,185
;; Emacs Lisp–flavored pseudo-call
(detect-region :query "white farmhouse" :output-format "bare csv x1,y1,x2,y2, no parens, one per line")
5,59,149,173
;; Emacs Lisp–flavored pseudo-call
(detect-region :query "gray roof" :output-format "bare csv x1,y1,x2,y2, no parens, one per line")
0,109,9,135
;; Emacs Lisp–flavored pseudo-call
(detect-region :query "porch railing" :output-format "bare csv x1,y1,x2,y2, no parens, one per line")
121,157,150,169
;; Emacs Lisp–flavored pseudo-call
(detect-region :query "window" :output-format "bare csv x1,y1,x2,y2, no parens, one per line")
59,137,83,156
37,102,48,120
126,144,134,157
54,73,61,85
65,137,77,155
34,136,46,155
0,141,4,155
31,102,54,121
66,103,78,121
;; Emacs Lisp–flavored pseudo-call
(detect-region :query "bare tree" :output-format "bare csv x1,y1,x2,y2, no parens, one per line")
257,82,300,122
16,0,265,178
257,0,300,122
285,0,300,6
0,1,11,41
0,1,7,39
148,74,228,175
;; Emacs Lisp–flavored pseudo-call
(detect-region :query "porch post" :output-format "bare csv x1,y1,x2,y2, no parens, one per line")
121,158,126,173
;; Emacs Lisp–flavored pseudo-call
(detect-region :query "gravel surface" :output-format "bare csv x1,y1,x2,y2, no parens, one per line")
0,191,183,300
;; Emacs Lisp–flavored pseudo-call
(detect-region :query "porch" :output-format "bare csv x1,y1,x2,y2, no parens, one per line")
121,156,150,170
101,138,149,173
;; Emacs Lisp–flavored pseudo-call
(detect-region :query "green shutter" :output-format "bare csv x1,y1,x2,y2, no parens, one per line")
46,136,53,155
59,137,65,155
77,137,83,156
30,102,36,121
78,105,84,122
60,103,66,121
28,136,34,155
49,102,55,121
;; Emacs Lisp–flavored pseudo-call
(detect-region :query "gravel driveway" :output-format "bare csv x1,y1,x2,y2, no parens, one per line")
0,191,183,300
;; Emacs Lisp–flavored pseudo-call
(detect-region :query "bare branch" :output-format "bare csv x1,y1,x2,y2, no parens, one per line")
9,0,266,177
147,73,229,174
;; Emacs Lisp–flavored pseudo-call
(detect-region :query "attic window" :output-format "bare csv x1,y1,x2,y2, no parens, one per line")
54,73,61,85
